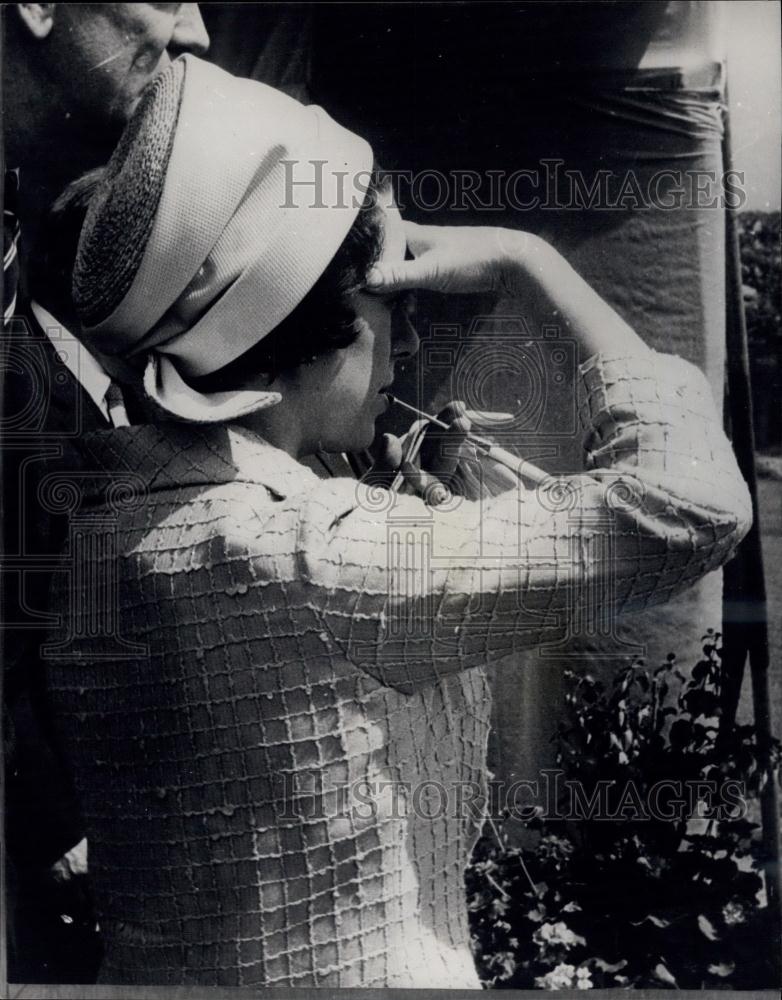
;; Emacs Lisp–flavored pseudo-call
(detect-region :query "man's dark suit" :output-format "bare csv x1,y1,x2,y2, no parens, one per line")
3,300,105,982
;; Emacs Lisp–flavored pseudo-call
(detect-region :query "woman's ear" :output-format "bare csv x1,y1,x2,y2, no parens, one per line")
15,3,55,41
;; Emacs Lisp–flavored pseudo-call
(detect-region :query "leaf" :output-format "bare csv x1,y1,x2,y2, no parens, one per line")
682,689,721,718
594,957,628,973
708,961,735,978
698,913,720,941
631,914,670,928
669,719,691,748
652,962,678,987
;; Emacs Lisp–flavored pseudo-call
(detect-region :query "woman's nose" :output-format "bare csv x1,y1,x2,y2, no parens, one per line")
169,4,210,57
393,309,421,360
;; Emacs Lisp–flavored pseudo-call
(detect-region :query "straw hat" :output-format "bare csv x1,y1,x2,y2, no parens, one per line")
74,54,373,421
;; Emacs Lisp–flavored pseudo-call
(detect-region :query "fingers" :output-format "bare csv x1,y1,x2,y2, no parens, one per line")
482,459,523,493
400,220,438,255
372,433,404,472
365,222,447,294
368,412,519,505
365,255,439,294
420,402,471,477
368,408,515,506
366,433,404,488
419,403,490,501
435,401,469,425
399,461,450,506
364,222,526,298
371,421,461,506
419,429,470,481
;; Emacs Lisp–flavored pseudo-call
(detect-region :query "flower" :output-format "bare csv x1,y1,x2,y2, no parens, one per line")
722,901,746,926
535,963,576,989
533,921,585,951
538,835,575,861
534,963,593,990
576,966,593,989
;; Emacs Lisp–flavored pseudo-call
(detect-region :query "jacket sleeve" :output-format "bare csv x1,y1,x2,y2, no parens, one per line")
263,352,752,694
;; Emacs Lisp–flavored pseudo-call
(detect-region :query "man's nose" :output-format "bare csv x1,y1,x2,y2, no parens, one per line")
169,4,210,56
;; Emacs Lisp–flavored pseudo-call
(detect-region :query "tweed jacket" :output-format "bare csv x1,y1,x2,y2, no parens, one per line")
43,351,751,988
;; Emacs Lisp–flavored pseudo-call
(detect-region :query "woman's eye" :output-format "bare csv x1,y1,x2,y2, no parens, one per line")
392,292,415,316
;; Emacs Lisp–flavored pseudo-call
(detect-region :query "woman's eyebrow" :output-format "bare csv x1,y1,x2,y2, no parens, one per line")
390,290,416,309
374,290,406,307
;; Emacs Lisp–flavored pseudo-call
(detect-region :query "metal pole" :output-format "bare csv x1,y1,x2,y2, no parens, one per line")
720,72,781,985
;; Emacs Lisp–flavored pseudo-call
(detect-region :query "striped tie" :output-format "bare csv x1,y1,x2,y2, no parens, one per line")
105,380,130,427
3,169,20,327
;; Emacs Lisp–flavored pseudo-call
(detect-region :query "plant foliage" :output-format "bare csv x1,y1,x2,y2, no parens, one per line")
466,633,781,989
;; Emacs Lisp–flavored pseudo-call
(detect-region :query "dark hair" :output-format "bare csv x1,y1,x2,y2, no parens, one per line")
186,169,389,393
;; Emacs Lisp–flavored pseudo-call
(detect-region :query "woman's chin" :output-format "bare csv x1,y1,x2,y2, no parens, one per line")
346,425,375,453
317,421,375,456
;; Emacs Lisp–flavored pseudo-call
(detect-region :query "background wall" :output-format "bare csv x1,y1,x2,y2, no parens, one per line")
201,0,776,820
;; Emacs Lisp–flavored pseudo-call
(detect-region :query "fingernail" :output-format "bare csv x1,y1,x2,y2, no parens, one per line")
430,485,448,506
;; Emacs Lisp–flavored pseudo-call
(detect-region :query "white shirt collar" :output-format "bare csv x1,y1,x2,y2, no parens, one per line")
31,301,113,423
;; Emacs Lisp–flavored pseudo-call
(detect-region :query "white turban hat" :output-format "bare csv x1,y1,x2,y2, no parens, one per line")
74,54,374,421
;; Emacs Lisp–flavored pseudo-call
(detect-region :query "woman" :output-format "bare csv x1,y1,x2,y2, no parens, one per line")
42,54,751,988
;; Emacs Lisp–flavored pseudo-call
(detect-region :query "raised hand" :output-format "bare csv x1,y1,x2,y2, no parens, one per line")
365,221,532,297
368,402,519,505
365,220,650,362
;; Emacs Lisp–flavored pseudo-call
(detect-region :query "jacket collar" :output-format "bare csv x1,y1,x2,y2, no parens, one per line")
74,422,319,503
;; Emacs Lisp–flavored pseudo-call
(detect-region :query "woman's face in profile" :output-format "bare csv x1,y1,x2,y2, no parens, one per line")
291,198,419,455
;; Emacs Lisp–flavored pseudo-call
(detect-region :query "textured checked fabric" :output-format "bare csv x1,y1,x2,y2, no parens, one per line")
43,351,751,987
4,169,21,325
